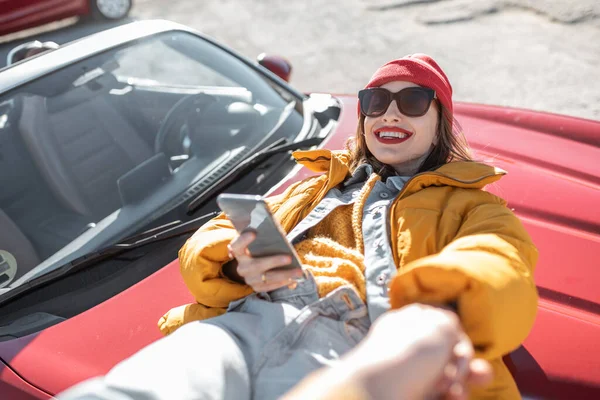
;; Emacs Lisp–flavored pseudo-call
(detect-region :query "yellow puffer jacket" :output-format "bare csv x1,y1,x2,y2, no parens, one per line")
160,149,538,399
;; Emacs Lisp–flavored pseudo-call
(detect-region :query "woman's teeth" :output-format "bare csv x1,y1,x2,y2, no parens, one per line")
378,131,409,139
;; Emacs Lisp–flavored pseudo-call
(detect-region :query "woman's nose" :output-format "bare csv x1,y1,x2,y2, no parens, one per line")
382,100,403,122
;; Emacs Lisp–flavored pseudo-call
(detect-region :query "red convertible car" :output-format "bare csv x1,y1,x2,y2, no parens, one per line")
0,0,132,37
0,20,598,400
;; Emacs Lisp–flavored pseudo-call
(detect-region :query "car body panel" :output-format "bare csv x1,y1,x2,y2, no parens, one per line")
0,358,50,400
0,94,598,398
0,258,192,396
0,0,88,37
457,104,600,306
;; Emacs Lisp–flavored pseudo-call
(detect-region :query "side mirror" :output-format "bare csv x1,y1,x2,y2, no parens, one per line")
257,53,292,82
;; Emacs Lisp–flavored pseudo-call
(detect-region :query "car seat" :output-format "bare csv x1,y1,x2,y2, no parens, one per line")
18,73,153,220
0,208,41,286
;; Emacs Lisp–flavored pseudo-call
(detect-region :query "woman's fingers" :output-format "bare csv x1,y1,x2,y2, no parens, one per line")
245,268,304,291
433,331,476,400
467,359,493,387
441,358,493,400
228,233,303,291
253,277,299,292
454,337,473,372
449,335,474,393
237,254,293,276
228,232,256,259
435,357,493,399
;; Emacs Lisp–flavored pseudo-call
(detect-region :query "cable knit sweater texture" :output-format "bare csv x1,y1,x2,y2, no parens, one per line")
295,173,381,302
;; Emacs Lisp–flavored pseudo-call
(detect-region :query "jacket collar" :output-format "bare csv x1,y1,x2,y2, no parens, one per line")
292,149,506,194
292,149,351,174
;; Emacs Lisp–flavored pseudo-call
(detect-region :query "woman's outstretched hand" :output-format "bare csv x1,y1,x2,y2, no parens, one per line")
226,231,304,292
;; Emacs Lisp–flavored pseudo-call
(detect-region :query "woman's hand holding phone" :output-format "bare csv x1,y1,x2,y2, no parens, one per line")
227,231,305,292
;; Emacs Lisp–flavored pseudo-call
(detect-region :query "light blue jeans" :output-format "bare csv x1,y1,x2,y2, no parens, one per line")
58,273,371,400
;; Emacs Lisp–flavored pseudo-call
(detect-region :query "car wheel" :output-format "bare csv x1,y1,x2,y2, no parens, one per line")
91,0,132,20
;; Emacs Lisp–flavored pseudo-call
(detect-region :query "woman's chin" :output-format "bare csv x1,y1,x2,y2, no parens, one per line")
374,155,412,168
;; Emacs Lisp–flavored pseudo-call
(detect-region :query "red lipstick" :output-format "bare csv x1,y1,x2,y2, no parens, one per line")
373,127,413,144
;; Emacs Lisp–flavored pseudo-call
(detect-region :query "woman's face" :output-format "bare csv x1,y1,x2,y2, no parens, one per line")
363,80,439,175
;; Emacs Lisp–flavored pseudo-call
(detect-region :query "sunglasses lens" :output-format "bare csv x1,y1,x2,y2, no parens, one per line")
398,88,431,116
361,89,389,117
360,88,433,117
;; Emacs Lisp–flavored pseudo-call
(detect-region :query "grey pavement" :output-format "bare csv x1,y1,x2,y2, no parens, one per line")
1,0,599,121
129,0,600,121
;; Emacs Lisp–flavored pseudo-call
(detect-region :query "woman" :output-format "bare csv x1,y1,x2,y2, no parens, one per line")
158,53,538,399
60,54,538,400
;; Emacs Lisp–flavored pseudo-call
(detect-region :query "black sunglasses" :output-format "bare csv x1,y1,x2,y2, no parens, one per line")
358,87,436,118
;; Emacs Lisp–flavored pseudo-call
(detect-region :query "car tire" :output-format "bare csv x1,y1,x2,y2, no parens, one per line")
90,0,133,21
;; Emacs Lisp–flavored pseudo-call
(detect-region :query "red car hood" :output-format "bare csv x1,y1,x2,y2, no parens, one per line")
0,96,598,398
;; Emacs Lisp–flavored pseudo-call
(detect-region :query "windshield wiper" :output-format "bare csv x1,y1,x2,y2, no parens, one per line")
0,211,219,306
186,136,324,215
0,137,324,306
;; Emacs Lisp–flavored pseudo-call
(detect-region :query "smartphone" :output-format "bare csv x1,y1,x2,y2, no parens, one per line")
216,193,303,272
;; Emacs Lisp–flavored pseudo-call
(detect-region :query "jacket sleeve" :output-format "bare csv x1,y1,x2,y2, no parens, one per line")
388,200,539,360
178,179,310,309
178,213,253,308
157,302,227,336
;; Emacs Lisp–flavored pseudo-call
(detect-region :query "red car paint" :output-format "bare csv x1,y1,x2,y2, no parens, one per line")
0,359,50,399
0,96,598,399
0,0,89,37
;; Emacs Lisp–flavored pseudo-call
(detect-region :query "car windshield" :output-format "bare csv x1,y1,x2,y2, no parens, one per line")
0,31,305,291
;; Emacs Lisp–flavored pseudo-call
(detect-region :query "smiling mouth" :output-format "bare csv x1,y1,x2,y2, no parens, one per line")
374,128,413,143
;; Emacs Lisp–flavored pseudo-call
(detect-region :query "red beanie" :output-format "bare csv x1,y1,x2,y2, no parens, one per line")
360,53,453,118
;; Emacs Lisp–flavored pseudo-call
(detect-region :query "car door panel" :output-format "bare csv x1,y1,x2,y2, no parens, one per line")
0,0,86,36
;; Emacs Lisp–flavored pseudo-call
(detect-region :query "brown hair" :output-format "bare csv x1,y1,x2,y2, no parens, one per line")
346,100,473,178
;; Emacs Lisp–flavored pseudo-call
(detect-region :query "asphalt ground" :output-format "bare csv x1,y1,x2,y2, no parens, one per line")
1,0,599,121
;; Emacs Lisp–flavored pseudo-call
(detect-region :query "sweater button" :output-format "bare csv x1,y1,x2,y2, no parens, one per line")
380,192,389,199
376,272,389,286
